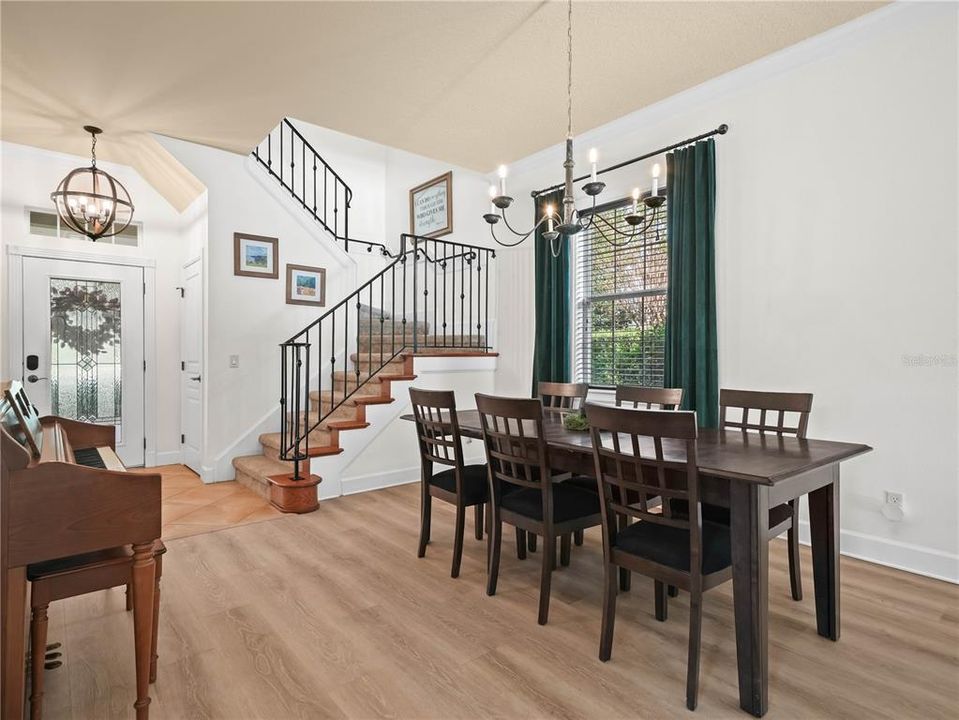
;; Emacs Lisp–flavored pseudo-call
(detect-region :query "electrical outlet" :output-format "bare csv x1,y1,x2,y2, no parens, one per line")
885,491,904,506
229,355,239,369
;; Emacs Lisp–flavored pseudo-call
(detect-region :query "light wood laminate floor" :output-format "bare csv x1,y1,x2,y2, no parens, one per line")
130,464,282,540
39,483,958,719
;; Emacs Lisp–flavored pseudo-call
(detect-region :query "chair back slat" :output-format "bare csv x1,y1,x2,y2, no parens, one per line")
719,389,813,438
585,403,702,578
475,394,550,494
409,388,464,471
615,386,684,410
538,382,588,414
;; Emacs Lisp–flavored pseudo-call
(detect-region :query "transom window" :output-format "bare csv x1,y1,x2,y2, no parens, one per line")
574,195,668,387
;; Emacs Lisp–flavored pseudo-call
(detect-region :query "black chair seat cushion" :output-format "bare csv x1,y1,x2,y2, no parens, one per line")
670,500,793,528
564,475,599,493
614,519,731,574
430,464,488,505
500,484,601,523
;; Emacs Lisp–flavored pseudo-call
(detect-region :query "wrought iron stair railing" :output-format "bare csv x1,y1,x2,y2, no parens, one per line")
279,234,494,480
252,118,392,256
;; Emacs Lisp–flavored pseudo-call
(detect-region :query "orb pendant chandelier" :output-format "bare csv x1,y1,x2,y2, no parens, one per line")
50,126,134,241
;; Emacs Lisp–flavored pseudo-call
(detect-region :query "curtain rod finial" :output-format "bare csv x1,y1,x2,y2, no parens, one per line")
718,124,729,134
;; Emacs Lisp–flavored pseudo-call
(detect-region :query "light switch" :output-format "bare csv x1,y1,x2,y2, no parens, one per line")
229,355,239,369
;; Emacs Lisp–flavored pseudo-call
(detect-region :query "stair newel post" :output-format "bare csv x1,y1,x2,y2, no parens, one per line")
305,332,312,465
379,273,385,373
292,342,302,481
443,242,448,347
413,237,420,353
279,342,287,465
485,249,492,350
344,187,351,253
468,249,474,348
329,313,335,424
368,286,373,385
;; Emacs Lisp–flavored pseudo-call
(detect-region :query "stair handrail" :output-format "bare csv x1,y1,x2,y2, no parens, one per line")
253,117,395,257
278,233,495,479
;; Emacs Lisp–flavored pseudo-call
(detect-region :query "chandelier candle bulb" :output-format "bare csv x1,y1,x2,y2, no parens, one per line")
589,148,598,182
652,162,661,196
497,164,508,195
632,187,640,214
488,184,497,213
546,204,554,233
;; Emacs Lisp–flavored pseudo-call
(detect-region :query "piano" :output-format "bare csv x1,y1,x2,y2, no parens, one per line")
1,381,161,719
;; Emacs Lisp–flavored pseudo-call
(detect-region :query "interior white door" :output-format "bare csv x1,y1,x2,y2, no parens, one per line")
179,257,203,473
21,256,145,466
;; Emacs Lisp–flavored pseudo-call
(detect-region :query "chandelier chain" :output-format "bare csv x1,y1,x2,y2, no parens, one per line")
567,0,573,138
90,130,97,167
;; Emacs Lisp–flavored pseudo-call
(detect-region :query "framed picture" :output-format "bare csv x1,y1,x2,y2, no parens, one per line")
234,233,278,278
286,264,326,306
409,171,452,238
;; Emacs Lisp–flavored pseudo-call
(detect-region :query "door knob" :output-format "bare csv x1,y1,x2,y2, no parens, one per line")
190,375,202,382
26,375,47,384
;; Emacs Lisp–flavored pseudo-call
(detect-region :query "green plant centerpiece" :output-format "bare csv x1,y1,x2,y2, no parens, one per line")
562,411,590,432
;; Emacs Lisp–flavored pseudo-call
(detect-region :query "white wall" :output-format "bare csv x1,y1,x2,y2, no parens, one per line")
157,119,501,482
493,3,958,581
0,141,186,464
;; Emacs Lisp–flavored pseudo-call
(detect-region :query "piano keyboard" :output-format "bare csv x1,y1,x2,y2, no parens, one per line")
73,445,126,472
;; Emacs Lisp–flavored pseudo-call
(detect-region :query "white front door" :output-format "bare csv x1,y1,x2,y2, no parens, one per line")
179,257,203,473
21,256,146,466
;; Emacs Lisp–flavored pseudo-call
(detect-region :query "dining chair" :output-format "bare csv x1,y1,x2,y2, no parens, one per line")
615,385,684,410
476,393,602,625
607,385,685,592
664,389,813,609
531,381,589,553
538,381,588,414
584,402,732,711
719,389,812,601
28,540,165,719
410,387,489,578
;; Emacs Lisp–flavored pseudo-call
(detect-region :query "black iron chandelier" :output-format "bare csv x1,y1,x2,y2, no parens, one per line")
483,0,665,257
51,126,134,241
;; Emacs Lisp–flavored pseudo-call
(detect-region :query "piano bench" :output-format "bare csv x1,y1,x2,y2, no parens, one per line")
26,540,164,720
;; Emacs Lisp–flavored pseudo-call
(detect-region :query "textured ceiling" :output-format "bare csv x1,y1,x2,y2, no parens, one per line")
1,1,884,209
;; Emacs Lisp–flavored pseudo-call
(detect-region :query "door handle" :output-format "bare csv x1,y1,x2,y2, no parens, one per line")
26,375,48,384
190,375,202,382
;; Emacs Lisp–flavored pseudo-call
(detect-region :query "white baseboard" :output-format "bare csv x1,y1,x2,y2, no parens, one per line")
340,466,420,495
797,521,959,584
153,450,182,466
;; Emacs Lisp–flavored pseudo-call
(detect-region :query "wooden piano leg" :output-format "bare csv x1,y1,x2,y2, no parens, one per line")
131,543,156,719
2,566,27,720
150,576,161,684
29,603,49,720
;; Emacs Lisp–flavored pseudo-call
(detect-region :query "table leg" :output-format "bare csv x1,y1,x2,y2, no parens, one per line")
131,542,157,720
808,466,840,640
730,481,769,717
2,565,27,720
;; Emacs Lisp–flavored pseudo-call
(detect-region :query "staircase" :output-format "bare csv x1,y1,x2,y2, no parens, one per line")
233,119,494,512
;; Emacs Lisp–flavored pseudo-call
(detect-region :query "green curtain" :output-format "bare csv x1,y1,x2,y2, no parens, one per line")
532,189,570,393
665,139,718,427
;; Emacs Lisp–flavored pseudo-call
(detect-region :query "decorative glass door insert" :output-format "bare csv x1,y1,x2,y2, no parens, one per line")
20,256,145,466
49,278,123,434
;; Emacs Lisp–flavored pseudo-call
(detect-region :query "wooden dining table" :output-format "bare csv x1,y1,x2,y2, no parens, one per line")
403,409,871,717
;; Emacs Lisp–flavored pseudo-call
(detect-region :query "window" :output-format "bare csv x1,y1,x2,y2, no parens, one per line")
574,195,668,387
28,209,140,246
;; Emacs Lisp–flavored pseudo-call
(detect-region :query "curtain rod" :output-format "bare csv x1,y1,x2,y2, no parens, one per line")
531,123,728,198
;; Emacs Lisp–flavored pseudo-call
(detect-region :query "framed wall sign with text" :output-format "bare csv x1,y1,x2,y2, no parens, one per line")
409,171,452,238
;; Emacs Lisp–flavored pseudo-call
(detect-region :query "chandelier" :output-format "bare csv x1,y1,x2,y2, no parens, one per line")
51,126,134,241
483,0,664,257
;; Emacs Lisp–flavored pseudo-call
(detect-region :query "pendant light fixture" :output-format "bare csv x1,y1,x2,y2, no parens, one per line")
483,0,664,257
50,126,134,241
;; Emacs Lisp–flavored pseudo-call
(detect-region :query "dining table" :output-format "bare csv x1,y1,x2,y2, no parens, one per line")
403,408,872,717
